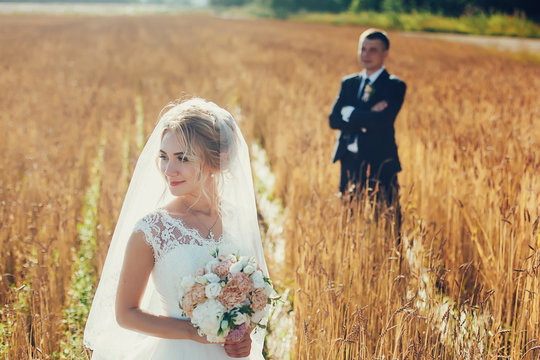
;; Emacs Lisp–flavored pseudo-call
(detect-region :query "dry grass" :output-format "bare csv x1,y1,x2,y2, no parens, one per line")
0,14,538,359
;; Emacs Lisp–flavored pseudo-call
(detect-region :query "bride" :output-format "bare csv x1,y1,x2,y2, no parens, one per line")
84,98,270,359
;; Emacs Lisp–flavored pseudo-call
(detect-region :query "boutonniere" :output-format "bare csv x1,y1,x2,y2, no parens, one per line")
362,84,374,102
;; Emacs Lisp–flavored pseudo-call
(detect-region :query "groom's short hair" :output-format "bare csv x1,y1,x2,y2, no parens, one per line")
359,28,390,50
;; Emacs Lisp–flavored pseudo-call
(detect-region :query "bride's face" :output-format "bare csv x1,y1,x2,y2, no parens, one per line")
159,131,202,197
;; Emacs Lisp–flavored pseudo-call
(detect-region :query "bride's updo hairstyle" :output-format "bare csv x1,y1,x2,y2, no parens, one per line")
158,98,237,202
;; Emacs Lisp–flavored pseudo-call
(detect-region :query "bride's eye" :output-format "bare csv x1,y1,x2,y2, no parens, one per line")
178,156,189,162
159,155,167,160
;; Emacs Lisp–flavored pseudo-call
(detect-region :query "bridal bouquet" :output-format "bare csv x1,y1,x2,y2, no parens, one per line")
178,251,275,343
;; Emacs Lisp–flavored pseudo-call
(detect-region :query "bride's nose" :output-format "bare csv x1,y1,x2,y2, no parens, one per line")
164,162,179,177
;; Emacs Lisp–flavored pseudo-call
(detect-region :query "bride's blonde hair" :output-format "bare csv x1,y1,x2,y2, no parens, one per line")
158,98,237,207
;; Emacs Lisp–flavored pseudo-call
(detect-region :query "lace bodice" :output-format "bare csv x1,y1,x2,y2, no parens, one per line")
133,209,240,318
134,209,226,262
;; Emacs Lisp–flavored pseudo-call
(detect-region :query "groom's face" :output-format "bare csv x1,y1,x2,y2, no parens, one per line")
358,38,388,73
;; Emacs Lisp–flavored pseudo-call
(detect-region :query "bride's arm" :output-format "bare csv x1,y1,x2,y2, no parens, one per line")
115,230,211,343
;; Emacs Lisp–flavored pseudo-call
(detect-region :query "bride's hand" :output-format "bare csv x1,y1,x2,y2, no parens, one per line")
188,325,220,345
224,331,252,358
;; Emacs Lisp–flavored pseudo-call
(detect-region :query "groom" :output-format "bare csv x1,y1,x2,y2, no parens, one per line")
329,29,406,230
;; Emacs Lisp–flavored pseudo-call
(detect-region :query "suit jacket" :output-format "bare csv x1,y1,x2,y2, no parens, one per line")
329,69,406,180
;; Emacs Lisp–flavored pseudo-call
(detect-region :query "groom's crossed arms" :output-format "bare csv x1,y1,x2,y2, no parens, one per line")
329,74,406,134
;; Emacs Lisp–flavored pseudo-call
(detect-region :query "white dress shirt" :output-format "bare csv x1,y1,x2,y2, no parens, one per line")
342,66,385,153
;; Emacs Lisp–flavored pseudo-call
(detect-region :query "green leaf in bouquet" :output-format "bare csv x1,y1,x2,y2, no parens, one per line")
237,304,255,316
209,248,219,258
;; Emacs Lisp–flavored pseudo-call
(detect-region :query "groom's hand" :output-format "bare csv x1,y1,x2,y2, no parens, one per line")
371,100,388,112
224,332,252,358
340,106,355,122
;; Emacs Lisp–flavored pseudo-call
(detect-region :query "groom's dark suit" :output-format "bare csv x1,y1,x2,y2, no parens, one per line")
329,69,406,203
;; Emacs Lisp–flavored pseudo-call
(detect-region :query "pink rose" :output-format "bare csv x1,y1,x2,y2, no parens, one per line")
214,259,235,278
218,286,246,308
250,288,268,311
229,273,254,293
217,273,254,308
182,283,207,318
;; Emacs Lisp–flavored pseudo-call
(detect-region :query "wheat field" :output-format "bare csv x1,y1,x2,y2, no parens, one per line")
0,14,538,359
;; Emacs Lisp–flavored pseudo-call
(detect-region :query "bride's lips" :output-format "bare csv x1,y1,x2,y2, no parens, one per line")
169,180,185,187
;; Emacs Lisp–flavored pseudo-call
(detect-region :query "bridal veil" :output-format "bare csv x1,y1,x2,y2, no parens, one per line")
83,98,269,359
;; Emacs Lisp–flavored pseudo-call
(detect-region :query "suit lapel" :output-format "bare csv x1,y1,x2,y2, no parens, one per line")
370,69,389,91
362,69,389,106
351,74,362,102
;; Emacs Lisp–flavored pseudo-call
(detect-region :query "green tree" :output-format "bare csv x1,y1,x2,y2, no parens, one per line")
382,0,404,12
209,0,250,5
269,0,295,17
349,0,381,12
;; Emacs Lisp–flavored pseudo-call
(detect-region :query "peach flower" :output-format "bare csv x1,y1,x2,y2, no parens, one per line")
214,259,235,278
217,273,253,308
182,283,207,318
218,286,245,308
250,288,268,311
229,273,254,293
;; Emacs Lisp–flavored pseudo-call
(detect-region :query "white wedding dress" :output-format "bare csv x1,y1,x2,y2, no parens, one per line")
122,208,264,360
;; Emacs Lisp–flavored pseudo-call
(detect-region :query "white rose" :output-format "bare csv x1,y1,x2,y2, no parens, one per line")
205,259,220,274
233,312,247,325
191,299,226,338
243,264,256,275
204,272,221,283
180,276,195,290
239,256,250,267
205,282,222,299
251,270,265,289
229,262,244,274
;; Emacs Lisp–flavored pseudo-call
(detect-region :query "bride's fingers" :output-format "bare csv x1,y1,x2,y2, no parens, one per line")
224,348,251,358
224,338,252,357
225,332,252,345
224,347,250,358
224,339,251,351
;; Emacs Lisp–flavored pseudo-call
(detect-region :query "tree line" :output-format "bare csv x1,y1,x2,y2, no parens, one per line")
211,0,539,19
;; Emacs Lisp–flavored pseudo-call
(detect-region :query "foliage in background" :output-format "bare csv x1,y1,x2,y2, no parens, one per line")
212,0,539,20
210,0,540,37
289,10,540,38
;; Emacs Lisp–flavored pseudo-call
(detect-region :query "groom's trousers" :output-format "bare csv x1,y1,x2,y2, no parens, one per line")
339,150,402,243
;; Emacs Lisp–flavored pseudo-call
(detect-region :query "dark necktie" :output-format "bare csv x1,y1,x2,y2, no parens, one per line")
358,77,371,100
